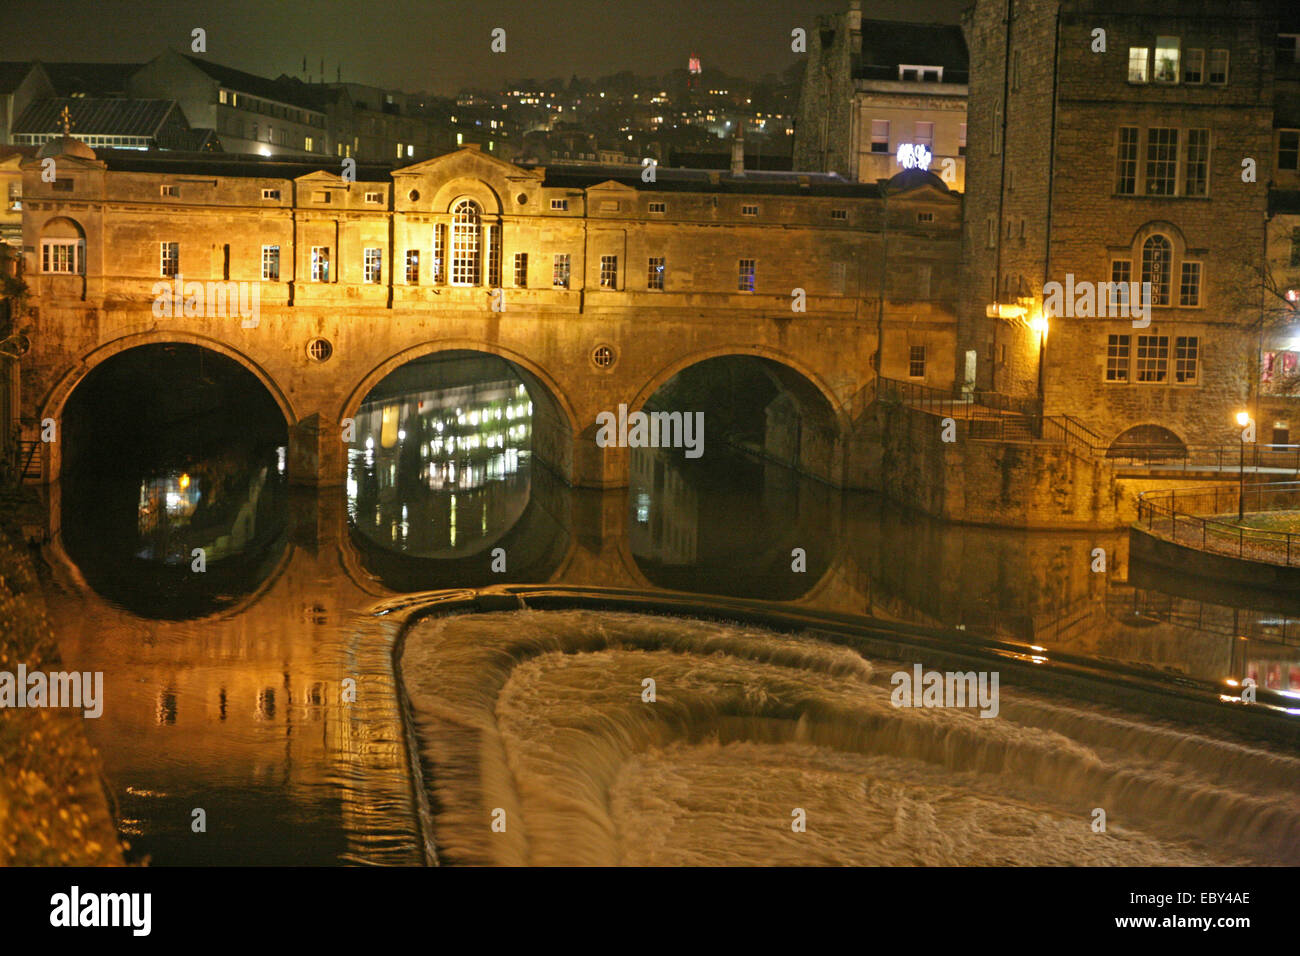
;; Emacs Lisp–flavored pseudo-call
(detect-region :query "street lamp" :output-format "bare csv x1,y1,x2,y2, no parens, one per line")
1237,410,1251,521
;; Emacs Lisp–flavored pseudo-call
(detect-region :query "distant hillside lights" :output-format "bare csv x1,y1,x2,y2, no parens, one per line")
1042,275,1153,328
152,275,260,328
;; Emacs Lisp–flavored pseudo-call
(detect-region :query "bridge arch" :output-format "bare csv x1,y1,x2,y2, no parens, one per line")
341,340,581,483
39,332,296,482
628,345,851,486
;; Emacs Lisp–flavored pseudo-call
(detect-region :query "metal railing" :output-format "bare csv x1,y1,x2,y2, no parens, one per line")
1136,482,1300,567
1110,443,1300,472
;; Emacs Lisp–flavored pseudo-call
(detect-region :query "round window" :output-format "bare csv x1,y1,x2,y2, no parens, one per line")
591,345,616,369
307,338,333,363
408,189,420,202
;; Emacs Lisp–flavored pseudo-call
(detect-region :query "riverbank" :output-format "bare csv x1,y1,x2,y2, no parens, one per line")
0,488,125,866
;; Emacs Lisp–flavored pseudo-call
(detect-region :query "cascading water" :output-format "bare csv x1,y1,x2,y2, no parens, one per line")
400,610,1300,866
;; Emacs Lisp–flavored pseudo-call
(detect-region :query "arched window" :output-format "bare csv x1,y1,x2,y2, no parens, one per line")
40,216,86,275
1141,234,1171,306
451,199,481,285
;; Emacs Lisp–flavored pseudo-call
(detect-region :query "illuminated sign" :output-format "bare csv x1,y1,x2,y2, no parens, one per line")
896,143,933,171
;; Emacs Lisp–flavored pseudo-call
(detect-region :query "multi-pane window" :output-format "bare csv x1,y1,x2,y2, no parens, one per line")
648,201,667,213
1110,260,1132,309
1153,37,1180,82
1184,48,1205,83
405,249,419,284
647,256,665,290
1144,128,1178,195
160,241,179,278
262,244,280,281
41,239,81,274
261,188,281,200
909,345,926,378
1136,334,1170,382
738,258,756,292
486,224,501,287
433,224,445,283
553,253,571,288
871,120,890,153
1141,235,1172,305
364,191,381,203
1106,335,1131,382
551,198,568,211
1279,130,1300,171
1116,127,1139,194
1179,261,1201,306
599,254,618,289
1185,129,1209,196
451,199,481,285
311,246,330,282
513,252,527,287
1208,49,1229,84
741,204,759,216
364,247,382,283
1128,47,1149,83
160,184,178,197
831,208,848,221
1175,336,1199,383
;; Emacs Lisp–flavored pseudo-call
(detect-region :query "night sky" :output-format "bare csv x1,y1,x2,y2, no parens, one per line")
4,0,965,95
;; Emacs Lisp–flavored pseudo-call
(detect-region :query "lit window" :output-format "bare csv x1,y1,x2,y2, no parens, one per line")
1128,47,1150,83
451,199,481,285
647,256,665,290
364,248,382,283
262,245,280,281
405,249,419,284
219,89,228,104
41,239,82,274
553,253,571,288
1154,37,1180,82
305,136,313,151
433,224,445,283
600,255,618,289
160,241,179,278
738,258,756,292
311,246,330,282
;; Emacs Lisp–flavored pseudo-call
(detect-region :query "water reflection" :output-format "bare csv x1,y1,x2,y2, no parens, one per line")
347,380,533,557
40,363,1300,865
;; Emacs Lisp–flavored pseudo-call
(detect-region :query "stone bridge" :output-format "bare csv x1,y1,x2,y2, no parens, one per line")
16,142,962,489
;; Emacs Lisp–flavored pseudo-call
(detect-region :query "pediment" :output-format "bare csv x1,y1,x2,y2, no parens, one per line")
394,146,541,184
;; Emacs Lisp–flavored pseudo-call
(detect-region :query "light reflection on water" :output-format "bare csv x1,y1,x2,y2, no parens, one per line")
41,374,1300,864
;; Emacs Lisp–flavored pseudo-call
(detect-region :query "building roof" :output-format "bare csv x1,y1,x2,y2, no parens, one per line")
0,62,36,94
854,21,969,84
181,55,330,112
95,150,396,180
40,61,142,96
526,162,886,196
14,97,180,137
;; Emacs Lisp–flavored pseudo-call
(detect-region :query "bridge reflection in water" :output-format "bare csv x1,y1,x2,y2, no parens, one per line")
37,361,1300,865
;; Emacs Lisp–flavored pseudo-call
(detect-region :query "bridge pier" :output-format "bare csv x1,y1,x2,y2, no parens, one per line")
288,413,346,487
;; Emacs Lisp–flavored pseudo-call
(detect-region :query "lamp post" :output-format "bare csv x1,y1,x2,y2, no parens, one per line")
1237,410,1251,521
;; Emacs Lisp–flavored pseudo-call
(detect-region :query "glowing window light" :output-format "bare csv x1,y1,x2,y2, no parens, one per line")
896,143,933,171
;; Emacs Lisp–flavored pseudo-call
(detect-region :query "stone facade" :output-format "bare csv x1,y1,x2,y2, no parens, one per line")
795,3,970,190
961,0,1300,454
16,139,962,489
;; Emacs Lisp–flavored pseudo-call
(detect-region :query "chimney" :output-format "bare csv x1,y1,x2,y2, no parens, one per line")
730,125,745,176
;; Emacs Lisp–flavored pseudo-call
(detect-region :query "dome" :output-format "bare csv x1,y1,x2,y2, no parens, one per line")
37,135,96,161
